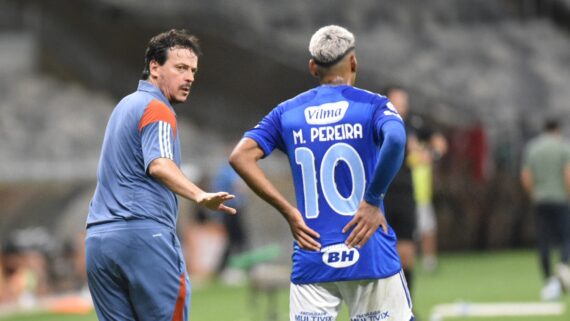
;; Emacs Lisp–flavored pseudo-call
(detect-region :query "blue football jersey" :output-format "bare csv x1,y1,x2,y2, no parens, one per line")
244,84,404,284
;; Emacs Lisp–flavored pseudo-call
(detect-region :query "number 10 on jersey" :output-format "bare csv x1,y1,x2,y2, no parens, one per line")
295,142,365,219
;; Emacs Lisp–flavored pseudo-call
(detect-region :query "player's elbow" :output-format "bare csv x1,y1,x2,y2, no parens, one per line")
386,130,406,152
229,139,263,172
229,148,245,171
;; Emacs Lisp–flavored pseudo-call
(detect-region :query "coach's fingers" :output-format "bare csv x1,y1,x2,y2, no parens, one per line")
218,204,237,215
213,192,235,200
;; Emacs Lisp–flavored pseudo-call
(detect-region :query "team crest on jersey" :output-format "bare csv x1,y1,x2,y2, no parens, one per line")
321,243,360,268
386,102,397,113
304,101,349,125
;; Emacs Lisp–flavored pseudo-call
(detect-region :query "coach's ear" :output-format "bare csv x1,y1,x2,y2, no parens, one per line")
149,59,160,80
308,59,319,78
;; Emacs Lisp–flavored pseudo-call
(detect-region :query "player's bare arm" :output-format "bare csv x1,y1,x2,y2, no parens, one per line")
148,157,236,214
229,138,321,251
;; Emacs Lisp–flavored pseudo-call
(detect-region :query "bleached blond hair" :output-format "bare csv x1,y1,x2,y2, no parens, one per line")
309,25,355,67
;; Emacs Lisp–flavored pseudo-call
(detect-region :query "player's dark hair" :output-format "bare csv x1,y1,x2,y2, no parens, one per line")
141,29,202,80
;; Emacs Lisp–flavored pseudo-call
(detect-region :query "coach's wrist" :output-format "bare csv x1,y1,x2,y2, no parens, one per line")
193,190,208,204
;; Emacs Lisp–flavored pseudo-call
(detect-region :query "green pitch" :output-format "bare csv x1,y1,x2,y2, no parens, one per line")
1,249,569,321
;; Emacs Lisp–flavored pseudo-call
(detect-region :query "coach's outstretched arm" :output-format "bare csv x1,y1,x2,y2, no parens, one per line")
149,157,237,214
343,120,406,248
230,138,321,251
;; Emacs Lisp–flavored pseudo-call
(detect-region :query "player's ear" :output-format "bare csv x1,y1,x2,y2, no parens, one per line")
350,54,357,73
308,59,319,78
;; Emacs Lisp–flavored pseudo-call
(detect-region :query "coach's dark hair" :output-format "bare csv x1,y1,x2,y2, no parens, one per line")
141,29,202,80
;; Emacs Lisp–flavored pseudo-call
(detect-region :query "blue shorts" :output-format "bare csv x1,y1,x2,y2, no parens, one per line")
86,220,190,321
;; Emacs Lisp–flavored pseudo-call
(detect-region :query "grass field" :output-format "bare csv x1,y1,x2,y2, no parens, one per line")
1,249,569,321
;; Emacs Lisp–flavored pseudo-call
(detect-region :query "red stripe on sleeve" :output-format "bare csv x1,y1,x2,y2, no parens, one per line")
138,99,177,136
171,273,186,321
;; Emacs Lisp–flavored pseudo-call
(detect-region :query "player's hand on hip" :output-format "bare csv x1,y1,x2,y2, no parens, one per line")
197,192,237,214
285,209,321,251
343,200,388,249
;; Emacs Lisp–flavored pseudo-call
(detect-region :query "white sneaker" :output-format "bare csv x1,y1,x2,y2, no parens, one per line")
541,277,562,301
556,263,570,291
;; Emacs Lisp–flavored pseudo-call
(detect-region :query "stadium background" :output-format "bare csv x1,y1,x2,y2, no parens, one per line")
1,0,570,320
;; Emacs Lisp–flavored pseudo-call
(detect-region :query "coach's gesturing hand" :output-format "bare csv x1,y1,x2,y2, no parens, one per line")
343,200,388,249
149,158,236,214
197,192,237,214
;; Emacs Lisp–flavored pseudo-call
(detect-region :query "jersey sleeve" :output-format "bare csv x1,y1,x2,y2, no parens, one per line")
364,120,407,206
372,99,404,144
138,99,178,171
243,106,285,158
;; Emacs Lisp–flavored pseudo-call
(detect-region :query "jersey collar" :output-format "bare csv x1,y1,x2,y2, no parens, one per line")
137,80,173,108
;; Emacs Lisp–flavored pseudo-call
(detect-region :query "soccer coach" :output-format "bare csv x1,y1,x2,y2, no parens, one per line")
85,29,236,321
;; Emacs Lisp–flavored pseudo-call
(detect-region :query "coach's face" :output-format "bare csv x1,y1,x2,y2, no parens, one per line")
150,47,198,104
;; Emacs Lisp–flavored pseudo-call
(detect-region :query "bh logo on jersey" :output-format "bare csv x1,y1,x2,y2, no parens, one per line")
304,101,349,125
321,243,360,268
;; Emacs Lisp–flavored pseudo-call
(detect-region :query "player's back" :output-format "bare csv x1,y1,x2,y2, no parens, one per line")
248,84,403,283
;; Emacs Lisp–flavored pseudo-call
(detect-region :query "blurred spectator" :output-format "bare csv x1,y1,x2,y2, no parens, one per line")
521,118,570,301
408,118,448,273
183,174,229,283
1,228,51,308
212,151,249,278
0,257,5,302
51,232,88,293
383,85,418,295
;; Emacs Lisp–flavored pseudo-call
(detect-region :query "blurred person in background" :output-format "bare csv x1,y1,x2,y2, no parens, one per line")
0,235,49,308
383,86,418,294
182,173,229,283
212,149,250,283
0,257,5,302
408,120,447,273
85,29,236,321
521,118,570,301
230,25,413,321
